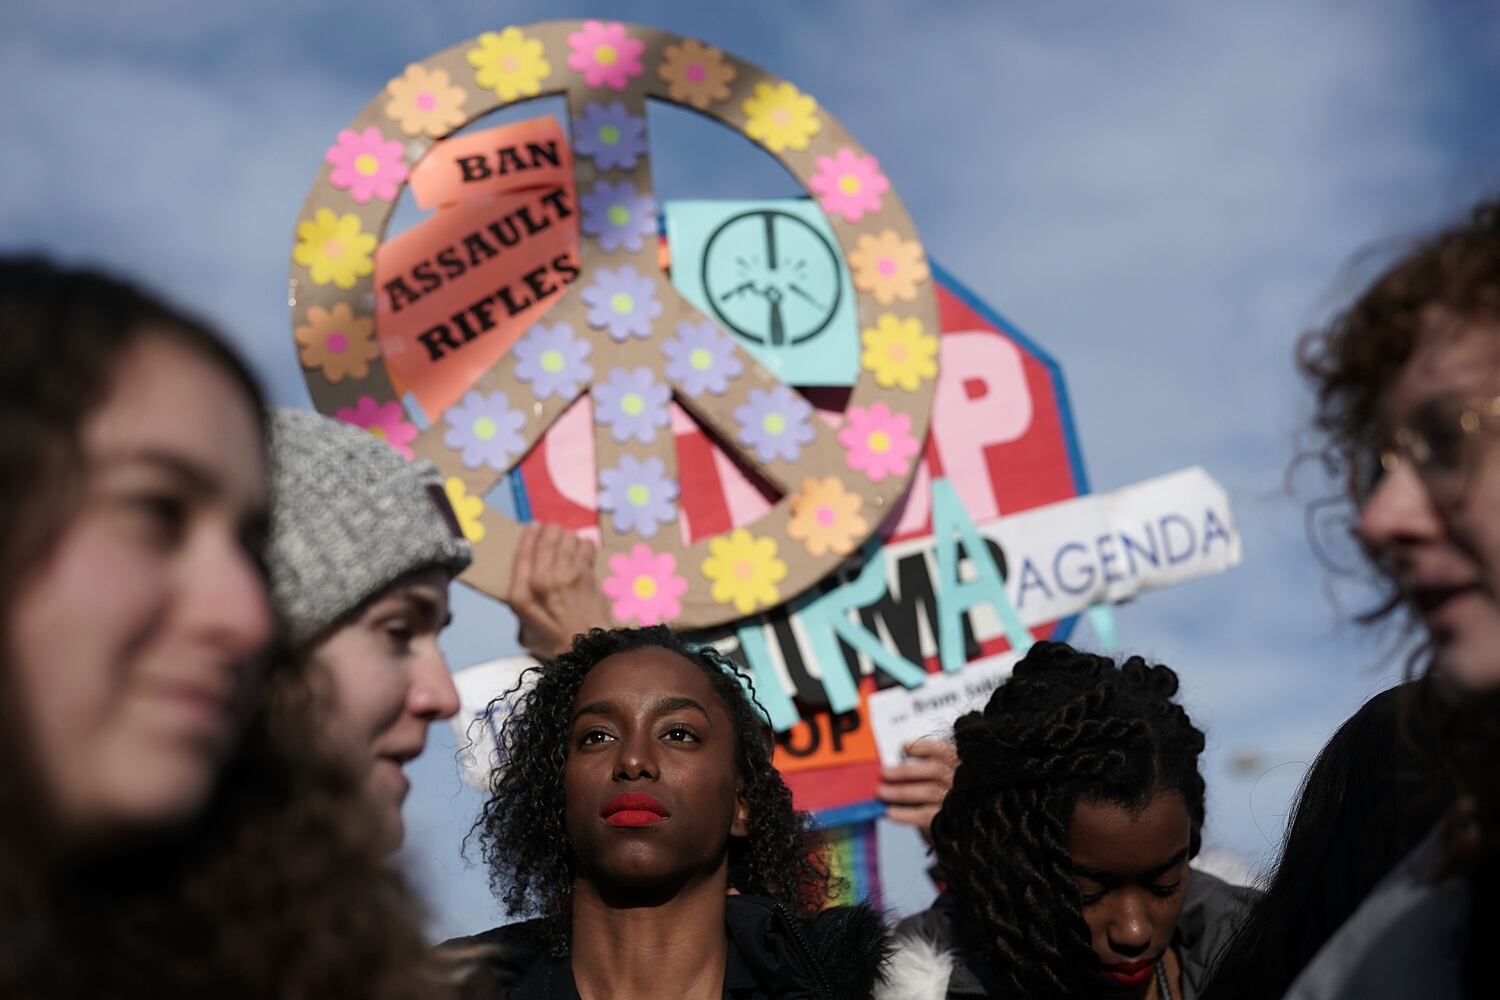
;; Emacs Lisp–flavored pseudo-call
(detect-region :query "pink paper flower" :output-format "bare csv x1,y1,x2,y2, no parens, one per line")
603,543,688,625
566,20,645,92
839,402,920,483
809,148,889,224
336,396,418,459
325,127,409,204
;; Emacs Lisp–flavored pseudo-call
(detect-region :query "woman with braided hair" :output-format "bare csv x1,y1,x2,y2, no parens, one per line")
445,625,891,999
879,640,1252,1000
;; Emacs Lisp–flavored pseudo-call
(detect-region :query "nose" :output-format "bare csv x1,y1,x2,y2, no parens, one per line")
1104,897,1152,960
614,728,659,781
408,644,461,722
1355,460,1444,557
185,532,274,662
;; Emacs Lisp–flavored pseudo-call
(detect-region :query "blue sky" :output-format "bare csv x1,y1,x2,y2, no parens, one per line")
6,0,1500,939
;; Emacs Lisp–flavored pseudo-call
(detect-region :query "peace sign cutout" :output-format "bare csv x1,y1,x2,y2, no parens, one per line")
289,19,939,630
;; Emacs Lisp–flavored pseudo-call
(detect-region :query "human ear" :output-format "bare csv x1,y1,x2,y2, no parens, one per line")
730,784,750,838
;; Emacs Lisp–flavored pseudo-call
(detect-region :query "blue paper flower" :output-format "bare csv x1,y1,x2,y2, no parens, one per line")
581,264,663,342
734,384,814,463
443,389,527,471
595,366,671,444
598,454,679,538
572,100,648,171
581,179,658,254
663,320,743,396
513,321,592,400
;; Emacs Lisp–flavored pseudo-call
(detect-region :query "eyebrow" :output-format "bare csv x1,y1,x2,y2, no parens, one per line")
572,695,714,724
96,448,224,496
1072,847,1190,883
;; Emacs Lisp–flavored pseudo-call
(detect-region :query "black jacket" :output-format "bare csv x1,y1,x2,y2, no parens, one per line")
445,895,891,1000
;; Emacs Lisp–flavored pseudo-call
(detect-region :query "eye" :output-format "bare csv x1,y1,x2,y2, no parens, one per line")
1149,881,1181,899
128,493,187,546
1079,890,1105,907
382,620,415,654
662,726,699,743
579,729,614,747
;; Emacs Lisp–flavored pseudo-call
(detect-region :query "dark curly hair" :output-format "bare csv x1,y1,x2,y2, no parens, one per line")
929,640,1206,1000
473,625,835,949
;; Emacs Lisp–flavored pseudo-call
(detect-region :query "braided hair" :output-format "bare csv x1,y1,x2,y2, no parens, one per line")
472,626,834,951
929,640,1206,1000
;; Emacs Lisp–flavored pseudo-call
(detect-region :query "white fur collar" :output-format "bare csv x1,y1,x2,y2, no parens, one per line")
877,934,955,1000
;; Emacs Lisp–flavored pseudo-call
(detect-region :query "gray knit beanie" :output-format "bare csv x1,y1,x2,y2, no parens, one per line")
267,407,472,649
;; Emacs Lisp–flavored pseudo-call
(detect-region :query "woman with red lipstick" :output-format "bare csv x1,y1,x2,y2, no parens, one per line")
1269,195,1500,997
0,259,443,999
880,641,1251,1000
450,625,891,999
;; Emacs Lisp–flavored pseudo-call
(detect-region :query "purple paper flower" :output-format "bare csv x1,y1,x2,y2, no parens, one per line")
663,320,743,397
513,321,592,400
735,385,814,463
581,264,662,342
580,180,658,254
594,366,671,444
598,454,679,538
572,100,648,171
443,389,527,471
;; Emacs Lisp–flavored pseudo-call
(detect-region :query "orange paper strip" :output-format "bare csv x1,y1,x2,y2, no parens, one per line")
374,185,580,417
408,118,573,211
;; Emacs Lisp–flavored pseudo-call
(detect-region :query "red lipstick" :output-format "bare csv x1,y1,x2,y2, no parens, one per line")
1103,959,1154,988
600,792,669,828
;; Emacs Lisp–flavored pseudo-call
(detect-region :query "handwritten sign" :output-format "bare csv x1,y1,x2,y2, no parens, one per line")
866,652,1019,767
374,185,580,416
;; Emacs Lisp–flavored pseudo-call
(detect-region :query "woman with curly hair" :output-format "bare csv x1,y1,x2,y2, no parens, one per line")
449,625,890,999
0,257,444,999
880,640,1252,1000
1278,194,1500,997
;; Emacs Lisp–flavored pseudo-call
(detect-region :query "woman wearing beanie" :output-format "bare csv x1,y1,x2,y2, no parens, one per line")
0,257,443,999
266,406,472,851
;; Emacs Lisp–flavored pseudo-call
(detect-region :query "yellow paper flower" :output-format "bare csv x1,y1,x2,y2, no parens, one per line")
385,63,468,137
787,477,868,557
849,230,930,306
702,529,787,614
293,209,376,290
444,477,486,542
742,81,820,153
657,38,735,110
467,28,551,101
294,303,379,382
861,314,938,392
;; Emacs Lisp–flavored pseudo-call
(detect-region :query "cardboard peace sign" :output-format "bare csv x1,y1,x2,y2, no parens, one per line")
288,19,939,629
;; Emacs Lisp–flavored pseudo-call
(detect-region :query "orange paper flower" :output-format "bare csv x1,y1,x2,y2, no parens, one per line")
294,302,379,382
849,230,930,305
657,39,735,109
787,477,868,557
384,64,468,138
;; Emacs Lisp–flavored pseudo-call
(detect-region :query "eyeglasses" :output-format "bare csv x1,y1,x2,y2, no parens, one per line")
1351,393,1500,508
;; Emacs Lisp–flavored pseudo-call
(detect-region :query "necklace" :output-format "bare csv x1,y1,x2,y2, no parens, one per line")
1154,957,1172,1000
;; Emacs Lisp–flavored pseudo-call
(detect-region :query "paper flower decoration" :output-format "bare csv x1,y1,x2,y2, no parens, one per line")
809,148,889,225
595,366,671,444
513,321,592,400
581,265,662,341
849,230,930,305
787,476,868,557
467,28,551,101
657,39,735,109
294,302,379,382
742,81,820,153
662,320,742,396
336,396,417,460
702,529,787,614
444,477,486,542
838,403,920,483
443,389,526,472
861,314,938,391
598,454,679,538
384,63,467,138
566,20,644,92
603,544,688,625
735,385,815,464
572,101,648,171
293,209,376,290
580,180,658,254
325,127,408,204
